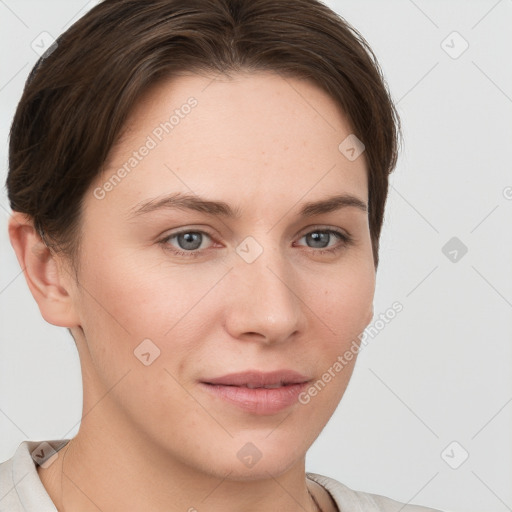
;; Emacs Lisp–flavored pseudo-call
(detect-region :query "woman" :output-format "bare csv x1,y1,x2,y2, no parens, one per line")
1,0,444,510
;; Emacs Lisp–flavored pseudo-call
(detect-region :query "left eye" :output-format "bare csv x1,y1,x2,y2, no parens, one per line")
296,229,347,250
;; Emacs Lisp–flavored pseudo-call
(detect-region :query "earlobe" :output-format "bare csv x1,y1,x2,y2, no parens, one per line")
7,211,81,328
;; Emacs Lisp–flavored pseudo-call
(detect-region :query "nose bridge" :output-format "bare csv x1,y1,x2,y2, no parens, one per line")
226,233,303,340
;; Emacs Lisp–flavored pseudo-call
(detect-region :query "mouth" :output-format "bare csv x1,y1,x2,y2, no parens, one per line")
199,370,312,415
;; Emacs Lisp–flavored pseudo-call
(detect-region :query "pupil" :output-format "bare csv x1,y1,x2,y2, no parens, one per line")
309,231,328,248
180,232,201,250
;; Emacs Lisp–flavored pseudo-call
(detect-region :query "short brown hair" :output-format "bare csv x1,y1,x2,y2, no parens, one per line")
6,0,401,270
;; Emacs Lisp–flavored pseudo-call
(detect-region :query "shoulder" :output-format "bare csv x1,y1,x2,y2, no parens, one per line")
0,439,69,512
306,472,446,512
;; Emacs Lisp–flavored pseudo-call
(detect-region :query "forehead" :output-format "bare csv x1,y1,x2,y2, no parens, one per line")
88,70,368,220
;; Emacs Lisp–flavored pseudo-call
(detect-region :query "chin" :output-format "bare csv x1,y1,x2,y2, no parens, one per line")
228,441,304,481
222,458,301,482
178,436,302,482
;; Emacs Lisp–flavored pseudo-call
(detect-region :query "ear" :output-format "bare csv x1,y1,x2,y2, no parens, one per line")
7,211,81,328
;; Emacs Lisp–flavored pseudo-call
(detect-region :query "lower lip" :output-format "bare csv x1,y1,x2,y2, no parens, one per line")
199,382,310,415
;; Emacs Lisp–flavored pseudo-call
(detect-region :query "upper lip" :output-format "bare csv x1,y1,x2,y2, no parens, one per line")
202,370,311,388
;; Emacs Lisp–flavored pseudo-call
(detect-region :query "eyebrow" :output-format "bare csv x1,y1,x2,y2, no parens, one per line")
127,192,367,219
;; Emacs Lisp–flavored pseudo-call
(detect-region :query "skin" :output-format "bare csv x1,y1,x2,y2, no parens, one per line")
8,70,375,512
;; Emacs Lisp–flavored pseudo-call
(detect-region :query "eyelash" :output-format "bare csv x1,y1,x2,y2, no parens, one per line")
159,226,354,259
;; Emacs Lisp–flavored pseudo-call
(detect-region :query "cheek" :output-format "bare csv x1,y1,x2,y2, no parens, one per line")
75,248,216,377
74,255,201,426
298,270,373,410
79,248,188,335
307,263,375,346
74,253,160,379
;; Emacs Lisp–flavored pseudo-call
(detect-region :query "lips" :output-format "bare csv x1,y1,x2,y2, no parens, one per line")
199,370,312,415
202,369,311,388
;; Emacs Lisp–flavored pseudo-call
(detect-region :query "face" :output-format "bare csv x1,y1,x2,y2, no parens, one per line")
66,70,375,480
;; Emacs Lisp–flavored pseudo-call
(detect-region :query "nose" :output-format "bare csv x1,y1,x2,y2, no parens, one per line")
223,240,305,345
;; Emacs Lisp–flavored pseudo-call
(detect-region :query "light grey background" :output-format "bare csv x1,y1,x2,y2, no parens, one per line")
1,1,511,511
